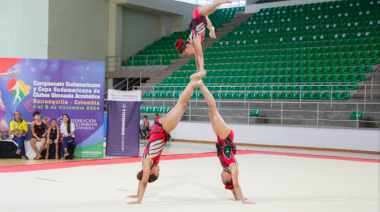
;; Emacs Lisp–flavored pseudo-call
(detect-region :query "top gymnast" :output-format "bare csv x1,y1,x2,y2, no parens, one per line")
175,0,233,79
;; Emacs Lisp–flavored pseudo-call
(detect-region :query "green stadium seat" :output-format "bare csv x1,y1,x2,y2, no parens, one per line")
349,110,362,119
355,74,365,81
339,92,350,100
321,92,331,100
285,92,296,99
332,92,341,100
311,92,322,99
250,108,259,116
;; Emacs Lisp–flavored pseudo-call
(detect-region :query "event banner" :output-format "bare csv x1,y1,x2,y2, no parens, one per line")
0,58,104,158
106,89,140,157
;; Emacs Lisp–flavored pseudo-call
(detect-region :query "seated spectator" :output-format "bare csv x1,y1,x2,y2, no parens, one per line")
30,111,50,160
46,119,60,159
154,114,159,122
60,114,75,159
140,115,150,140
10,111,28,159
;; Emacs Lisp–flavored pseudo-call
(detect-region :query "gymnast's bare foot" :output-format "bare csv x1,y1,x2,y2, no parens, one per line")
210,26,216,39
190,71,206,81
193,80,204,88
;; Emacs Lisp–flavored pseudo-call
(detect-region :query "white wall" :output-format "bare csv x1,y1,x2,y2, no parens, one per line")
121,8,159,58
47,0,109,61
245,0,339,14
0,0,49,59
121,0,197,31
171,122,380,152
108,0,197,57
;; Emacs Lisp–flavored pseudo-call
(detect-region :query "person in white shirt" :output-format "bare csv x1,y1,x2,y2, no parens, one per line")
60,114,75,159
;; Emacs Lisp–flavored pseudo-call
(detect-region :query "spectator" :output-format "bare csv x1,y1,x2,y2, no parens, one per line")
154,114,159,122
60,114,75,159
30,111,50,160
140,115,150,140
10,111,28,159
46,119,60,159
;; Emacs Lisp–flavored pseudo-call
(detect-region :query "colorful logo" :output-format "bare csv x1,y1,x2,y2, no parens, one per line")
7,79,31,113
40,113,50,122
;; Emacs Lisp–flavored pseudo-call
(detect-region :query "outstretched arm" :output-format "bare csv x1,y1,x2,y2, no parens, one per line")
193,38,204,73
230,165,254,204
127,160,151,204
0,70,20,78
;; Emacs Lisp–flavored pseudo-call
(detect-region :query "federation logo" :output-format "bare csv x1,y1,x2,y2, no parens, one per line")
7,79,31,113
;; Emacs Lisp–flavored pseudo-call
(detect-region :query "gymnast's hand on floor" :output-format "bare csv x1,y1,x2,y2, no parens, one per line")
127,201,140,204
242,200,255,204
235,197,248,201
126,195,138,198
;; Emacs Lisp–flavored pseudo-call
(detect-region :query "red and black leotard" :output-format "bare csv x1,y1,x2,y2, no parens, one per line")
142,118,170,166
33,120,46,139
216,130,238,173
49,126,58,140
188,7,207,43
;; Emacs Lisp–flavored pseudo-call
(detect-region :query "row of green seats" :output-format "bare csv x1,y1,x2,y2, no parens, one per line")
137,49,178,55
236,21,380,30
258,1,377,12
210,91,350,100
217,33,380,45
165,74,366,84
154,82,359,91
214,7,244,13
143,92,180,99
144,91,351,100
230,26,380,37
253,7,380,19
127,55,179,61
254,7,380,17
174,67,372,77
140,106,172,113
235,20,380,31
172,30,191,36
258,1,379,14
250,109,361,119
204,52,380,60
241,16,380,28
196,59,379,70
214,41,380,51
223,32,380,42
201,57,379,67
249,12,379,24
208,43,380,52
201,75,366,83
242,15,380,26
226,28,380,39
146,45,176,51
208,45,380,55
123,60,171,66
